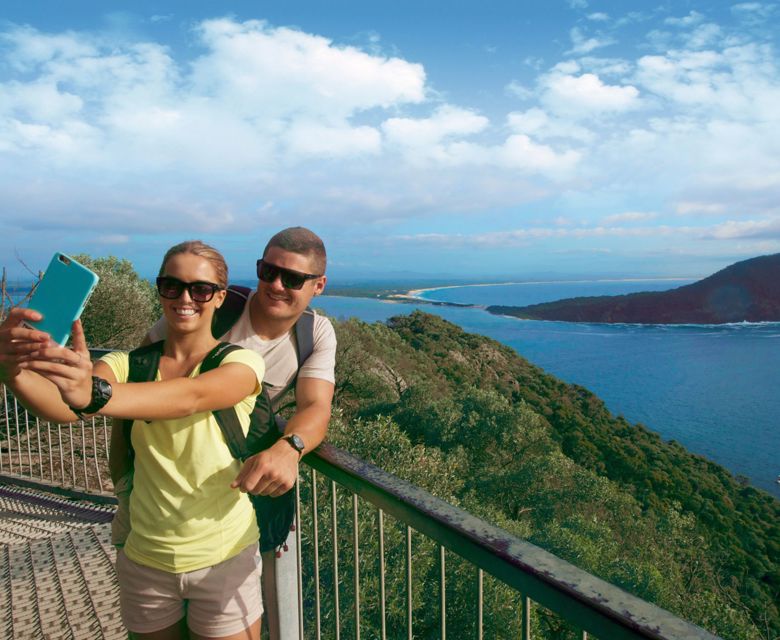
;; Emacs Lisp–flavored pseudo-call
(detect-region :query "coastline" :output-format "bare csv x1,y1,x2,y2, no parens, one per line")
399,276,695,303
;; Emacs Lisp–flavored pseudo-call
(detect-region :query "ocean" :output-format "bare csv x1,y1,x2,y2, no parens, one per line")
314,279,780,499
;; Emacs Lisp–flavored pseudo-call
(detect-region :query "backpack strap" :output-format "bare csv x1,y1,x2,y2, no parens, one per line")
200,342,251,461
212,285,252,339
294,307,316,367
270,307,316,415
123,341,166,456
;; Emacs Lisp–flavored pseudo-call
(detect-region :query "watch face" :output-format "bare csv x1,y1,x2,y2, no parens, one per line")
95,378,113,399
288,434,305,452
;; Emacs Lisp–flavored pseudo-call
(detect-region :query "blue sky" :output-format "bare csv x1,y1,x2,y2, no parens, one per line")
1,1,779,282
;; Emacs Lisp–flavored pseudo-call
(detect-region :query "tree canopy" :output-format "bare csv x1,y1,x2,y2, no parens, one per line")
323,311,778,639
71,254,160,349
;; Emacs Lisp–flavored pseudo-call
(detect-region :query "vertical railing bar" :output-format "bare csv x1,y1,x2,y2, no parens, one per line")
102,418,111,491
1,387,8,474
352,493,360,640
25,408,32,475
0,387,6,474
57,423,65,484
81,420,88,490
522,596,531,640
331,480,340,640
440,544,446,640
13,394,22,472
35,415,43,480
406,525,412,640
47,421,54,481
91,418,103,493
295,478,304,640
311,469,322,640
477,568,483,640
378,509,386,640
69,422,76,486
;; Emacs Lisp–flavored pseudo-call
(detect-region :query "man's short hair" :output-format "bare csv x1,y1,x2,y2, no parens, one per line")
263,227,327,275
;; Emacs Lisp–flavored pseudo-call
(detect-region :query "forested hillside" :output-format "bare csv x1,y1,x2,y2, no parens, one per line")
325,311,779,639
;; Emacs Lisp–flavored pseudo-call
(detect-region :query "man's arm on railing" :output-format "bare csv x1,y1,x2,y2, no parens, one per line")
230,376,334,498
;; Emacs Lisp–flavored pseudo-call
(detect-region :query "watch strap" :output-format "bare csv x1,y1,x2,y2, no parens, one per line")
69,376,112,419
283,434,305,458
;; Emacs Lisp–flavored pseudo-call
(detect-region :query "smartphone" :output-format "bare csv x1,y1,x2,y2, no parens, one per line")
24,253,100,345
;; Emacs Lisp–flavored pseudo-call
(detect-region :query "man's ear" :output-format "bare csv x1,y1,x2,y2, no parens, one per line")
313,275,327,296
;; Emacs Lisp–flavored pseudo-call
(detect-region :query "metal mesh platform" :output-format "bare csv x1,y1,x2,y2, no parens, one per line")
0,482,125,639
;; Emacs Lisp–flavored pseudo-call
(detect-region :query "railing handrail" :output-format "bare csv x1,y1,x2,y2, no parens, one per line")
305,442,721,640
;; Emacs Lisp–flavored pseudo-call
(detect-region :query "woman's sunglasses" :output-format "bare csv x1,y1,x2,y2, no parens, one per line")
156,276,224,302
256,259,321,290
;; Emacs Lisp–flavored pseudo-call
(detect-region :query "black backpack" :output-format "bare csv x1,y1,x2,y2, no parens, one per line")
123,285,315,553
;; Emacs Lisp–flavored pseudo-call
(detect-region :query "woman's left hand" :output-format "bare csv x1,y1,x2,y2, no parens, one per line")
19,320,93,410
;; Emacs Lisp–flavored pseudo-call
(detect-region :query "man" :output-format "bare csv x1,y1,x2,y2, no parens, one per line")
0,226,336,640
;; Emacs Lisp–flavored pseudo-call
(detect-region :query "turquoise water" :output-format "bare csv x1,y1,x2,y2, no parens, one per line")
316,280,780,499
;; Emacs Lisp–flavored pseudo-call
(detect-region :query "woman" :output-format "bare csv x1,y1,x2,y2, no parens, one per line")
18,241,264,640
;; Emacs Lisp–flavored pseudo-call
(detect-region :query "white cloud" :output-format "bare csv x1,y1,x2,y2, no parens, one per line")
688,23,723,49
499,134,581,173
505,80,534,99
602,211,658,224
731,2,778,22
706,217,780,239
587,13,610,22
381,107,580,174
382,106,488,148
567,27,616,54
541,72,641,115
285,122,381,157
676,202,727,216
190,19,426,120
578,56,632,76
507,108,595,143
398,216,780,248
635,44,780,120
665,11,705,27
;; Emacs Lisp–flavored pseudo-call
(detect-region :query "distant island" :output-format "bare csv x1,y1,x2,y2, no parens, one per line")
487,253,780,324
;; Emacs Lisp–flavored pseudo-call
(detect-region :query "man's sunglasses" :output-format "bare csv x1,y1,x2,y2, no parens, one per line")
156,276,224,302
256,259,321,290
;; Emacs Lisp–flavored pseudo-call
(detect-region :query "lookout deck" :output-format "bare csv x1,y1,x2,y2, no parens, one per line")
0,482,124,639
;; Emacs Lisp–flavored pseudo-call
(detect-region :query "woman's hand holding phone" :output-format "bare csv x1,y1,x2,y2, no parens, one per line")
0,307,50,382
20,320,93,410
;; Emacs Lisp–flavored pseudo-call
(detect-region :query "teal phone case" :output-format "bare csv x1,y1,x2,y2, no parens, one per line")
25,253,99,345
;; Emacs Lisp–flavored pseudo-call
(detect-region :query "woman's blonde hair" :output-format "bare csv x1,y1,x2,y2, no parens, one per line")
159,240,228,288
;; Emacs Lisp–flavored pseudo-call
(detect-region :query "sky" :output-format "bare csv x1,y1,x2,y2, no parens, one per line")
1,0,779,283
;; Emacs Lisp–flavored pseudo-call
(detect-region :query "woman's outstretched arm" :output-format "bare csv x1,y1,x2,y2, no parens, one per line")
21,321,263,422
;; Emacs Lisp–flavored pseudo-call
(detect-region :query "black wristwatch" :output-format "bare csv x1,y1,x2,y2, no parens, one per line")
69,376,113,420
283,434,305,458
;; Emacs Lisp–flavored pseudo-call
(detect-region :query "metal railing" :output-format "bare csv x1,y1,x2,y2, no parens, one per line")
1,384,722,640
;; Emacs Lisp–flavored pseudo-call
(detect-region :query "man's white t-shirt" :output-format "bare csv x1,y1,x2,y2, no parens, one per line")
148,290,336,402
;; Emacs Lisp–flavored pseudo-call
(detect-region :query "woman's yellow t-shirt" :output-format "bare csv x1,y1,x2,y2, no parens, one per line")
102,347,264,573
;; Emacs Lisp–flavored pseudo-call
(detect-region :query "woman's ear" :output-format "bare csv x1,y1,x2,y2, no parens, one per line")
214,288,227,309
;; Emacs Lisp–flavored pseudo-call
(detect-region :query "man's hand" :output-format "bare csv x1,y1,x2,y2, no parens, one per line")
0,307,49,382
231,438,300,497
